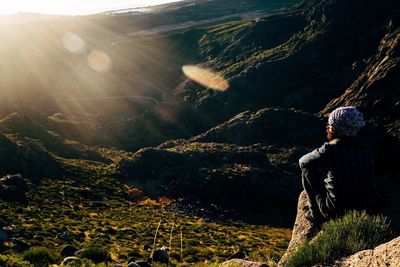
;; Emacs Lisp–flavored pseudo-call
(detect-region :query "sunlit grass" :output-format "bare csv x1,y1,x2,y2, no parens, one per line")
0,168,291,266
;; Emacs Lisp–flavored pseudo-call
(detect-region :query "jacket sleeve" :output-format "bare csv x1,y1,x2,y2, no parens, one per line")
299,143,329,170
299,143,331,218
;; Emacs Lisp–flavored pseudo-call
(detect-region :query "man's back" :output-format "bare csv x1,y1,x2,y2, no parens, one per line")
323,137,376,215
299,106,377,223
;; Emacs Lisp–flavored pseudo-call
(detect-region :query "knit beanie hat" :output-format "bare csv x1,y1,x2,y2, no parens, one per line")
328,107,365,136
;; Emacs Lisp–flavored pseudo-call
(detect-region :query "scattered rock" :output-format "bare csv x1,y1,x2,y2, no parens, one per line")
61,256,80,265
220,259,267,267
61,245,78,257
226,250,247,260
74,249,83,256
56,232,74,242
151,248,169,264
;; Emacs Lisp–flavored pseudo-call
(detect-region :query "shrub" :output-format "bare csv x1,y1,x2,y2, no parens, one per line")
285,211,394,267
0,254,31,267
79,246,110,263
23,247,57,267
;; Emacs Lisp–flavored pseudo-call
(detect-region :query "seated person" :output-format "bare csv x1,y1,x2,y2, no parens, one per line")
299,106,378,226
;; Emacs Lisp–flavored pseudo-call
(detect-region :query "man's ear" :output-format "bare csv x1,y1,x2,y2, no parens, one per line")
328,125,336,135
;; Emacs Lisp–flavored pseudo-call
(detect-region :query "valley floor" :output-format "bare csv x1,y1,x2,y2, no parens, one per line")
0,162,291,266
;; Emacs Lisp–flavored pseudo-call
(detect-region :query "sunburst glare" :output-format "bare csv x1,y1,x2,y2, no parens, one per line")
87,50,112,73
62,33,87,55
182,65,230,91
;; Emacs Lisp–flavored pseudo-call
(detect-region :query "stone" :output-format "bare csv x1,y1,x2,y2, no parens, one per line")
56,232,74,242
151,249,169,264
61,256,80,265
61,244,78,257
279,191,315,266
226,251,247,260
220,259,268,267
329,236,400,267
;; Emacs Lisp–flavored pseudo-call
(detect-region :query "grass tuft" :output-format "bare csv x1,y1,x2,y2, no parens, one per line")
23,247,58,267
79,246,110,264
285,211,394,267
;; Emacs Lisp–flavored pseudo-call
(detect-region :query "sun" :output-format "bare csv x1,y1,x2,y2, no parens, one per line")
0,0,184,15
1,0,67,15
0,0,112,15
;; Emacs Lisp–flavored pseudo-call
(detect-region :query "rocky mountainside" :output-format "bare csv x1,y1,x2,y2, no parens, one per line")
0,0,399,265
118,0,400,227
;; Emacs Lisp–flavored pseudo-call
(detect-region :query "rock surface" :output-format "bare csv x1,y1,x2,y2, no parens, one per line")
151,248,169,264
322,30,400,123
279,191,314,266
329,236,400,267
61,256,80,265
220,259,267,267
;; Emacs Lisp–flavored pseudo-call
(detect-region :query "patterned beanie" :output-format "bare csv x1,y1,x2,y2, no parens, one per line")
328,107,365,136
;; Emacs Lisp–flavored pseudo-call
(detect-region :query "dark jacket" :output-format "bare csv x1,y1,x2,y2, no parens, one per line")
299,137,377,217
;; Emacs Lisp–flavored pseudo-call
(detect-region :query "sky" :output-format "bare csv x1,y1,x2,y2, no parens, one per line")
0,0,184,15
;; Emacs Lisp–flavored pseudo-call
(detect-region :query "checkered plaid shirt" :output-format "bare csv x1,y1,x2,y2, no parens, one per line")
299,137,376,215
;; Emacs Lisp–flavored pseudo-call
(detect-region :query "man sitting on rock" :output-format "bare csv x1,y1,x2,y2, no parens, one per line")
299,106,378,226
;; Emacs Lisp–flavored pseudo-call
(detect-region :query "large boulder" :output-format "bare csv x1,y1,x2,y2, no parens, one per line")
329,236,400,267
279,191,314,266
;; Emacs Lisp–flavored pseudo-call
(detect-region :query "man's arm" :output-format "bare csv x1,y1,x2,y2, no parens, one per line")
299,143,329,170
299,143,331,219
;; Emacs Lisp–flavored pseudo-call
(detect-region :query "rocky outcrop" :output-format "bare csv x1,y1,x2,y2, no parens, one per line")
188,108,325,148
279,191,314,266
0,131,61,178
119,141,300,225
329,236,400,267
322,29,400,122
177,0,400,117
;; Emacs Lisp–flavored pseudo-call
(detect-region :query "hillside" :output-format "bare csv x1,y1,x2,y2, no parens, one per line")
0,0,399,266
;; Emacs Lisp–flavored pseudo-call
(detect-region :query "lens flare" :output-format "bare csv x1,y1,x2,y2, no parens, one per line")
182,65,229,91
87,50,112,73
62,32,87,55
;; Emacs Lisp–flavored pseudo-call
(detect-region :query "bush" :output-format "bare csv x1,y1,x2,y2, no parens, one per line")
285,211,394,267
0,254,31,267
23,247,57,267
79,246,110,263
